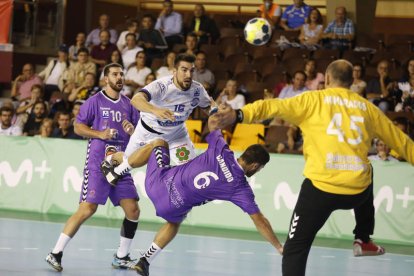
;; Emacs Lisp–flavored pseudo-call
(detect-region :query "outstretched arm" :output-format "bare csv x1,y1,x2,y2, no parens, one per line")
131,92,175,121
250,212,283,255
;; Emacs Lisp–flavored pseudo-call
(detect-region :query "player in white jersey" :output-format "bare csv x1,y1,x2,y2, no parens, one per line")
102,53,215,185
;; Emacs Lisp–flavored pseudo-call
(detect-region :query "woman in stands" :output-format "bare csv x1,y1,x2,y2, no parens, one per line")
298,7,323,49
156,51,176,78
216,79,245,109
350,63,367,97
304,59,324,90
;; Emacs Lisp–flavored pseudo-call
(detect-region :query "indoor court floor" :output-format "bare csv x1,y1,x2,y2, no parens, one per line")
0,217,413,276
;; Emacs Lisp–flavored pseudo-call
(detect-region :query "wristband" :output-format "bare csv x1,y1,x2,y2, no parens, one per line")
209,106,218,115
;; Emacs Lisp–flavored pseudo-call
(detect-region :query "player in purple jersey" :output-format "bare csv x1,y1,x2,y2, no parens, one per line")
110,113,284,276
45,63,142,272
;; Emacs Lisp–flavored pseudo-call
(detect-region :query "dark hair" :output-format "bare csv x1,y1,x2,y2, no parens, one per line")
125,32,137,40
393,117,409,128
307,7,323,25
353,62,365,78
240,144,270,166
77,47,89,55
142,13,155,22
402,57,414,81
293,70,307,81
186,32,198,40
0,106,14,116
103,63,124,76
174,53,196,67
326,60,353,88
126,18,139,27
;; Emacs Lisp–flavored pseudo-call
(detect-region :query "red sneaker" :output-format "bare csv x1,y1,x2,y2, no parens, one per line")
353,239,385,256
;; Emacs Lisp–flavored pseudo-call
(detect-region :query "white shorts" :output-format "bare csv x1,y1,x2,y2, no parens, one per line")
125,119,196,165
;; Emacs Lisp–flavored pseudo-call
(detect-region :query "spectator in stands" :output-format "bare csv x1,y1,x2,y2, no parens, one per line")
38,118,53,138
280,0,311,31
144,73,156,86
124,51,152,97
258,0,281,28
68,32,86,62
400,57,414,82
366,60,394,112
395,75,414,112
38,44,70,101
156,51,176,78
193,51,215,92
279,70,308,98
155,0,183,49
322,6,354,51
138,14,168,66
65,48,96,91
299,7,323,49
368,139,399,161
90,30,118,73
350,63,367,97
116,18,139,52
51,111,81,139
272,72,292,98
276,125,303,154
71,101,83,125
180,33,199,55
86,14,118,47
0,106,22,136
15,84,47,128
187,4,220,44
121,33,143,70
67,72,99,102
99,49,124,87
23,101,48,136
304,59,324,90
11,63,43,102
216,79,245,109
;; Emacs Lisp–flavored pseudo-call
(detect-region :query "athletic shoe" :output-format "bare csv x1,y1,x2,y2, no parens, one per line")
135,257,150,276
45,251,63,272
100,160,120,186
112,253,138,270
353,239,385,256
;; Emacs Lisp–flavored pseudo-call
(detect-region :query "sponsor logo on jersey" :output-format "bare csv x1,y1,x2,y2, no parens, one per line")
102,110,109,118
157,120,185,127
191,97,200,107
157,82,166,94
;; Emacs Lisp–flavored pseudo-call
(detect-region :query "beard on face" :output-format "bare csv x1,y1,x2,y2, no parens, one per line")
176,77,192,90
109,79,123,92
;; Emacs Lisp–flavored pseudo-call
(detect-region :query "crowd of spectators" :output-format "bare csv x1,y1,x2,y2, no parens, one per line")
1,0,413,159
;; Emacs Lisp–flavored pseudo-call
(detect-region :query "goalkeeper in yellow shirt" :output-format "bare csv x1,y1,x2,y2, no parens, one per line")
217,60,414,276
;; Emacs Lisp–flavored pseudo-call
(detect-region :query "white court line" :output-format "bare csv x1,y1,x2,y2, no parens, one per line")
79,248,93,251
212,250,227,254
321,255,335,258
104,248,118,251
376,258,391,261
163,249,173,253
24,247,38,250
405,259,414,262
0,247,11,250
266,252,278,256
186,250,201,253
240,251,254,255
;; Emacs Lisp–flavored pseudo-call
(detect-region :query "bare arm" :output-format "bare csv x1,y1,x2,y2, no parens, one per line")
131,92,174,120
250,212,283,255
279,19,290,31
74,121,112,140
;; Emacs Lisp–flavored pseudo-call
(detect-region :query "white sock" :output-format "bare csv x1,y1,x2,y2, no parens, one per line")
52,233,71,254
105,154,113,163
117,236,133,258
143,242,162,263
114,156,132,175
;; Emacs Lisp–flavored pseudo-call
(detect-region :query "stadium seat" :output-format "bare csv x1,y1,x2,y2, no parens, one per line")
263,125,290,153
225,123,265,152
185,120,203,143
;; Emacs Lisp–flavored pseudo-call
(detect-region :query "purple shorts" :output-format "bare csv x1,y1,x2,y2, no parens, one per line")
79,169,139,206
145,147,189,223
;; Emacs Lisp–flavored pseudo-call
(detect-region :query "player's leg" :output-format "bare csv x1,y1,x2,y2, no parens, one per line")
282,179,333,276
46,202,98,271
136,222,181,276
111,198,141,269
352,183,385,256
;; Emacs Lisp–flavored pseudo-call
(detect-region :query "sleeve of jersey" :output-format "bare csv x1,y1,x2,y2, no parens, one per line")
76,98,94,126
230,184,260,215
205,130,228,152
372,109,414,165
131,105,140,126
241,96,310,126
199,86,211,108
139,80,162,102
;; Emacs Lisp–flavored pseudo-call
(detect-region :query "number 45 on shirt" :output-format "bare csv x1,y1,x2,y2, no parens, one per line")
326,113,364,145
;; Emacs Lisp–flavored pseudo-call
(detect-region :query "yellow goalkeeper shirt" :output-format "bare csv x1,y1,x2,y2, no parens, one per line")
241,87,414,195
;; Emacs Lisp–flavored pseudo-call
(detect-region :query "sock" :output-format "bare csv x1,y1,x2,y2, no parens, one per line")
143,242,162,263
117,217,138,258
114,156,132,175
105,154,113,163
52,233,71,254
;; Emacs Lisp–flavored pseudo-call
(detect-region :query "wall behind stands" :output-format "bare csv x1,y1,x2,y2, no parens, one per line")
1,136,413,245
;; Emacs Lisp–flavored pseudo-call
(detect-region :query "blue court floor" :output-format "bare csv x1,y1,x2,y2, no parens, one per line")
0,217,413,276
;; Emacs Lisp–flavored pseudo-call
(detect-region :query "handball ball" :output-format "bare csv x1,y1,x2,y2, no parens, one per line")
244,18,272,46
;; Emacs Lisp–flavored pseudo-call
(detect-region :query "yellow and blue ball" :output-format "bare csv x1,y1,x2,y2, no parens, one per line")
244,18,272,46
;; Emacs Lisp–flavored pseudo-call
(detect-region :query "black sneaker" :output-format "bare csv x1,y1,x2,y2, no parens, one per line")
100,160,120,186
45,251,63,272
135,257,150,276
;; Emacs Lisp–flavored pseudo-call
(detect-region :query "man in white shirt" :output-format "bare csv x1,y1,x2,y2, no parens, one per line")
101,53,215,185
0,106,22,136
368,139,399,162
155,0,183,49
121,33,143,70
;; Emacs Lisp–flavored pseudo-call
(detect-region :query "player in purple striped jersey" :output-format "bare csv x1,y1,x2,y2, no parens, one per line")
45,63,142,272
116,113,284,276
